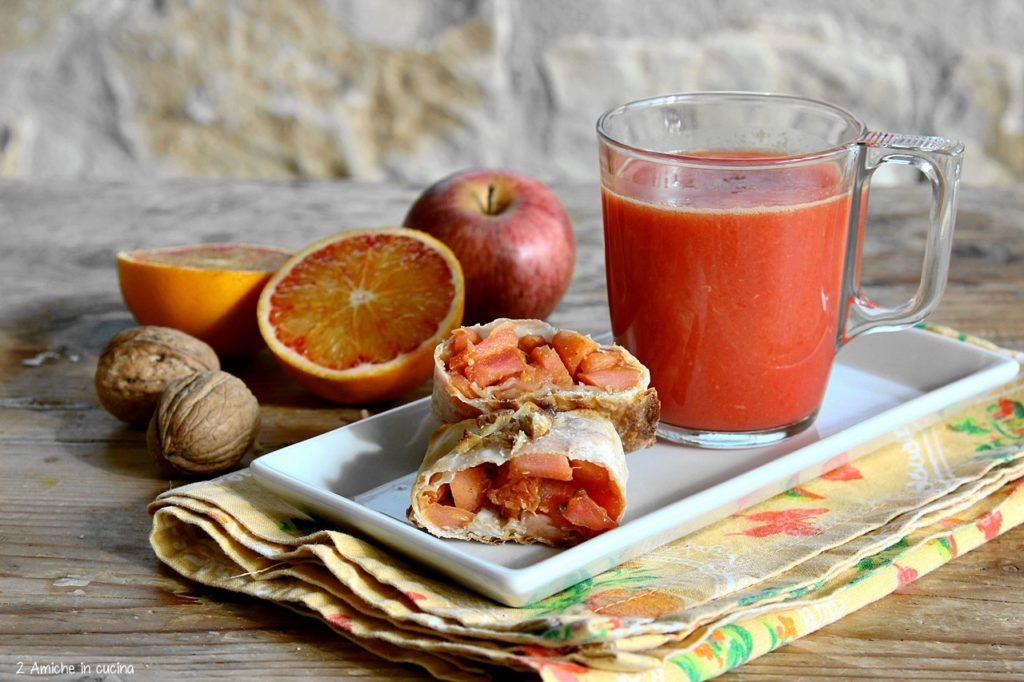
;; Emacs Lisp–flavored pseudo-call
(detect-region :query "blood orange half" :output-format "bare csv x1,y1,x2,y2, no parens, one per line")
117,243,292,356
257,228,465,404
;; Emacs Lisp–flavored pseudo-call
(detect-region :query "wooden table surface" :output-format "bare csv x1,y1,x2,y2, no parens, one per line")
1,179,1022,680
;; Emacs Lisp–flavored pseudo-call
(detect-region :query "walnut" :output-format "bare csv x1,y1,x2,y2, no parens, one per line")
95,326,220,424
147,370,260,477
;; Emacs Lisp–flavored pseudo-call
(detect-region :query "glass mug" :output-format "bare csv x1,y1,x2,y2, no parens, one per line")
597,92,962,448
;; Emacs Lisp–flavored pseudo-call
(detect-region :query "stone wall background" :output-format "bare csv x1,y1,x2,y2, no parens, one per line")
1,0,1021,186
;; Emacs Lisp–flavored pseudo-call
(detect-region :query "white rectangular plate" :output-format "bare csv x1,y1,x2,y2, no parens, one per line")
251,328,1018,606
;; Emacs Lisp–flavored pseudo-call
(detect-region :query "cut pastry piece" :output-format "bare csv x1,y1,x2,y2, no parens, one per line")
409,404,627,547
432,318,660,451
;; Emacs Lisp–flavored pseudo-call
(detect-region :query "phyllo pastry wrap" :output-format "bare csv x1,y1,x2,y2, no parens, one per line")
432,318,659,452
408,404,627,547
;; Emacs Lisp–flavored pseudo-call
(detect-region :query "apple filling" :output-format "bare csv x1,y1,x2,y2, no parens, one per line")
418,454,624,544
442,322,641,400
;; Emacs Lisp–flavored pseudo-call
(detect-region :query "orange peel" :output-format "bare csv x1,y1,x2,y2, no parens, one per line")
117,243,291,356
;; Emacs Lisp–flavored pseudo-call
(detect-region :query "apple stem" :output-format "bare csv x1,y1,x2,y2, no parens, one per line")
486,184,495,215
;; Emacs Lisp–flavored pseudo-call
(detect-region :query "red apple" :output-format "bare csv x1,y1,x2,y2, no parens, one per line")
402,169,575,324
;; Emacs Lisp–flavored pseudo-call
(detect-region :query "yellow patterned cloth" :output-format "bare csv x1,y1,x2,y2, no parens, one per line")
149,326,1024,681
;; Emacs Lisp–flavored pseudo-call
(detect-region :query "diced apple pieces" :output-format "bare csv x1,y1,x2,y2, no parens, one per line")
508,452,573,481
464,346,528,387
489,374,535,400
571,460,624,519
562,491,616,531
535,479,579,514
551,330,599,376
447,371,478,398
577,366,641,391
518,334,547,353
450,466,490,512
448,348,472,372
450,327,482,354
579,349,620,373
444,325,640,399
423,501,476,529
529,345,573,387
472,321,519,357
423,456,621,539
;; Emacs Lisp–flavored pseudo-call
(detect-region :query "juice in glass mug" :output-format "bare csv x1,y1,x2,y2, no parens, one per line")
597,93,962,447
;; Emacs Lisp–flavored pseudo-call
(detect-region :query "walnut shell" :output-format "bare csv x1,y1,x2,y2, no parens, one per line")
95,326,220,424
147,370,260,477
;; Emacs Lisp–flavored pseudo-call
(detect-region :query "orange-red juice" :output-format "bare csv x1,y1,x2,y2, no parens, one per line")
602,156,852,431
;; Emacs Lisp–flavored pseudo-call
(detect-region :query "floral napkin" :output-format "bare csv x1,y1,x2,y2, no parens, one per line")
149,326,1024,681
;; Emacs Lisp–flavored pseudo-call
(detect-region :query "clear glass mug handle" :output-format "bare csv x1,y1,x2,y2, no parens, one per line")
842,131,965,342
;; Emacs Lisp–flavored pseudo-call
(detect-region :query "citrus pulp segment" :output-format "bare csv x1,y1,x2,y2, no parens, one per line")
257,228,465,404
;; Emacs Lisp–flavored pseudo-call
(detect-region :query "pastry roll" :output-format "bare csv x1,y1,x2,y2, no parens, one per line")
409,404,627,547
432,319,659,452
